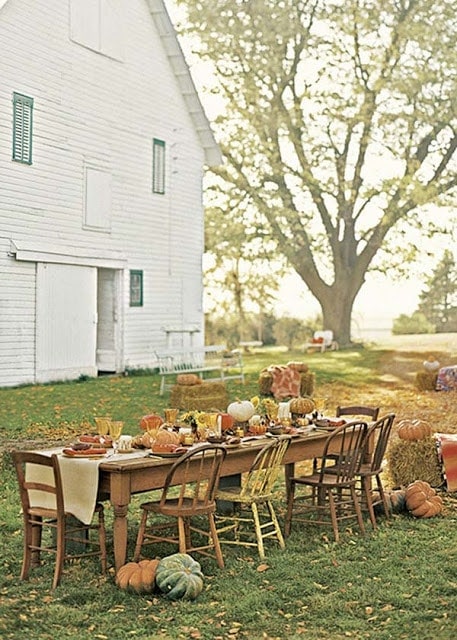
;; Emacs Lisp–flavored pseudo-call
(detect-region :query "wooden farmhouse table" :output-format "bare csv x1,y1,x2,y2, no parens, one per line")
98,427,369,571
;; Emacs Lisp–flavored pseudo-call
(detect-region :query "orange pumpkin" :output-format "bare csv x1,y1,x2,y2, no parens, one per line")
140,414,164,431
405,480,443,518
116,559,160,593
397,419,431,441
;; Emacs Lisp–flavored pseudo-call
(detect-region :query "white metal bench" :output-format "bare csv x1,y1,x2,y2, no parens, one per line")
155,345,245,395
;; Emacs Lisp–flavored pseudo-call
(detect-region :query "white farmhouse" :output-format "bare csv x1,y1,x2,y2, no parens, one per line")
0,0,221,387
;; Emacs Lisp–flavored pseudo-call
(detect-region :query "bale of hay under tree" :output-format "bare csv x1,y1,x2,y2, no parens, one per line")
415,371,438,391
169,381,228,411
386,437,443,488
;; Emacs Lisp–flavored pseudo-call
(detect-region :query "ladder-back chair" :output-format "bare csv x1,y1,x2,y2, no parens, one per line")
12,451,107,590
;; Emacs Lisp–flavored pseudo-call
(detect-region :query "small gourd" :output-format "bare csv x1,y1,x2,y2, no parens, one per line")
289,396,315,415
155,553,204,600
115,559,160,594
227,400,255,423
405,480,443,518
397,419,431,442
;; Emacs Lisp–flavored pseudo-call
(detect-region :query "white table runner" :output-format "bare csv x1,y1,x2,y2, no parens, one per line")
26,448,148,524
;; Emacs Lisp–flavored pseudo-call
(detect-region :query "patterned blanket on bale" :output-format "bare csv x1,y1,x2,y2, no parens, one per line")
436,365,457,391
267,365,301,400
435,433,457,492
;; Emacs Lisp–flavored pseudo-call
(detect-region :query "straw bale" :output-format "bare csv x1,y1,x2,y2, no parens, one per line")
258,370,315,397
415,371,438,391
169,381,228,411
386,437,443,488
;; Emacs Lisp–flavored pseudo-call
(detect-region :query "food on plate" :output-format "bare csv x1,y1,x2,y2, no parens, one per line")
151,442,179,454
63,447,107,456
79,433,113,446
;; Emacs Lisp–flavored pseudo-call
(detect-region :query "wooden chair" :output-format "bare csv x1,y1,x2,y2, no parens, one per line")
336,405,380,420
133,444,227,568
215,436,292,560
12,451,107,590
357,413,396,528
284,421,368,542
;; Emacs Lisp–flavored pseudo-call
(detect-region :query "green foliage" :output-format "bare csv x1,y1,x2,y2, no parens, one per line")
417,250,457,332
177,0,457,345
392,312,435,335
272,316,309,350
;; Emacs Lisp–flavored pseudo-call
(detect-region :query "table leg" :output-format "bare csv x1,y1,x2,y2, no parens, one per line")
112,503,129,571
284,462,295,502
109,474,132,572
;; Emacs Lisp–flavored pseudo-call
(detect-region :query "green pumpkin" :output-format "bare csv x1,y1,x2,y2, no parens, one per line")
155,553,204,601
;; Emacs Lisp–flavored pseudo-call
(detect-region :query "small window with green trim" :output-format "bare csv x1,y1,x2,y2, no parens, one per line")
12,92,33,164
129,270,143,307
152,138,165,194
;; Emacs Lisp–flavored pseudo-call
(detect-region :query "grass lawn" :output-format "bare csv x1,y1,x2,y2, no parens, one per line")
1,341,456,640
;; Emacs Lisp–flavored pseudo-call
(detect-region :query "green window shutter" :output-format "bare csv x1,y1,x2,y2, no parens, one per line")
152,138,165,194
12,93,33,164
129,270,143,307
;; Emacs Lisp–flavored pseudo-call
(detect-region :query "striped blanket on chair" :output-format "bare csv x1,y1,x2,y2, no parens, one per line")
435,433,457,492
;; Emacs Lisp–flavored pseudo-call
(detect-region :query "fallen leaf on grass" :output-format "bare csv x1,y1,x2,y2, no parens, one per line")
257,563,269,572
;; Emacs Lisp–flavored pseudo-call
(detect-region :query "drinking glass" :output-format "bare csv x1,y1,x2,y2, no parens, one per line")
313,397,327,418
109,421,124,453
95,416,111,437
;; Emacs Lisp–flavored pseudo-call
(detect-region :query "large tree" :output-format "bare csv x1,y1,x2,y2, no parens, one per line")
175,0,457,345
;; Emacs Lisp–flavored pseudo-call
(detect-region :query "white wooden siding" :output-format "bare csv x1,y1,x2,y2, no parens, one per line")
0,0,213,386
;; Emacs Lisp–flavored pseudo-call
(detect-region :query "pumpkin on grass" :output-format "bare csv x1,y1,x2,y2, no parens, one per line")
155,553,204,601
405,480,443,518
116,559,160,594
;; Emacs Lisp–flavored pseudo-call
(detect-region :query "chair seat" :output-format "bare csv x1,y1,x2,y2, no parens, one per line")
140,497,217,517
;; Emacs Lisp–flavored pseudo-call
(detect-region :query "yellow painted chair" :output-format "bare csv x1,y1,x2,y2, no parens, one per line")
215,436,292,559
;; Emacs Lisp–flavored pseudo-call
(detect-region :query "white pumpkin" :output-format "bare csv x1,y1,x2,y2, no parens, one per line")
227,400,255,423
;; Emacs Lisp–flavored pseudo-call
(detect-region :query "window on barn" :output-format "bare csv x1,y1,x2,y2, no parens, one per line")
152,138,166,194
84,167,112,231
130,270,143,307
69,0,124,61
12,93,33,164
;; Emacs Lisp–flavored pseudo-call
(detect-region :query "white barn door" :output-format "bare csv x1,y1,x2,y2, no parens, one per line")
36,263,97,383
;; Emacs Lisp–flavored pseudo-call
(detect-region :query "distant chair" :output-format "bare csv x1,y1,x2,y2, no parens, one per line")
12,451,107,590
304,330,338,353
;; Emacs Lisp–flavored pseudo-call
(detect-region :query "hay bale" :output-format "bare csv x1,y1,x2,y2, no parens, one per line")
169,381,228,411
415,371,438,391
258,370,315,397
386,437,443,488
300,372,315,397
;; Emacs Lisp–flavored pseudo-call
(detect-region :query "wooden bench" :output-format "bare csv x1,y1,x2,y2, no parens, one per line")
155,345,245,395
